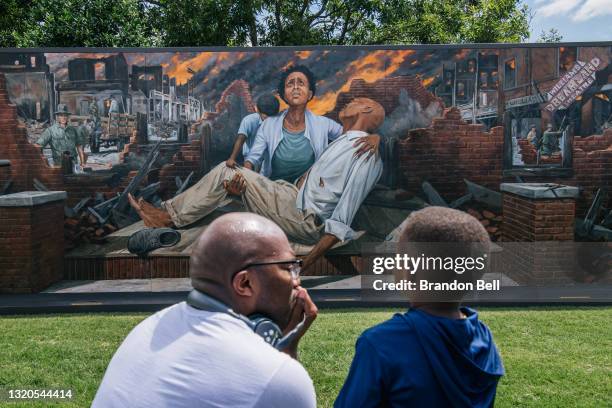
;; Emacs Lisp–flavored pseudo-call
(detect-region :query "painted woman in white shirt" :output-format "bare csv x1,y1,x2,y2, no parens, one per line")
244,65,381,182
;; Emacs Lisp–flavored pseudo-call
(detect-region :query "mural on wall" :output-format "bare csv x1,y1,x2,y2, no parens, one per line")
0,46,610,186
2,47,610,171
2,49,449,169
0,45,611,287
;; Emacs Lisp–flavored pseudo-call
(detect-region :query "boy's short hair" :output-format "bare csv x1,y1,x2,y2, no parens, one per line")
400,206,489,244
278,65,316,103
399,207,491,298
256,94,280,116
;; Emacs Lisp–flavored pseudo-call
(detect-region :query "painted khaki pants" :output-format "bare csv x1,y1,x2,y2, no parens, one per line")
163,163,323,244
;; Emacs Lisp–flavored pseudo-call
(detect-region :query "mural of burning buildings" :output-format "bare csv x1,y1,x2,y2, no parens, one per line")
0,44,610,294
0,52,55,123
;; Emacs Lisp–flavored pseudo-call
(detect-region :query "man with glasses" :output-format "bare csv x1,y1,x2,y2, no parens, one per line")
128,97,385,271
93,213,318,408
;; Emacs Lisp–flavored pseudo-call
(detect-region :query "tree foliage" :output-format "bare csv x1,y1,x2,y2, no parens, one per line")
1,0,160,47
0,0,536,47
537,28,563,43
354,0,530,44
0,1,35,47
157,0,254,46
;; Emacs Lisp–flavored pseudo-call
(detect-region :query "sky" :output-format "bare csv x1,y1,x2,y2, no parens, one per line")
525,0,612,42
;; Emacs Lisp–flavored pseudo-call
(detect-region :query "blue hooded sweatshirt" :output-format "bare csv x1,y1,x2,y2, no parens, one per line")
334,307,504,408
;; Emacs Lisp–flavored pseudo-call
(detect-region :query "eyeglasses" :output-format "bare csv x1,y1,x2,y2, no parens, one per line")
233,259,302,280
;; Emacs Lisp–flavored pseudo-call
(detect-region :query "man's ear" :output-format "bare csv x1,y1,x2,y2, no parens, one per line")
307,90,313,101
360,105,374,114
232,270,255,298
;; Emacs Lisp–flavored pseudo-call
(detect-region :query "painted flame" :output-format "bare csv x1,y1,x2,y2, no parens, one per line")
281,50,314,71
454,49,472,60
164,52,248,85
127,54,146,66
165,52,215,85
309,50,415,115
296,51,312,60
422,76,435,88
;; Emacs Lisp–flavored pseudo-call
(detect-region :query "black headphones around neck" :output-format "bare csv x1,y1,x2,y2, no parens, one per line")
186,289,304,350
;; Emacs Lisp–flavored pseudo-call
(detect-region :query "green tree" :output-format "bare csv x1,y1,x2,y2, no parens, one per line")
153,0,256,46
537,28,563,43
0,0,35,47
254,0,380,45
0,0,535,47
357,0,531,44
1,0,160,47
155,0,530,46
152,0,380,46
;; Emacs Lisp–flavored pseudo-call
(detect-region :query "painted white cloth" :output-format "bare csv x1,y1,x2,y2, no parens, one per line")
92,302,315,408
297,130,383,241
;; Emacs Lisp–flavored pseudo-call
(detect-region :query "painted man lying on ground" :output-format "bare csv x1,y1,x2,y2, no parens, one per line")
129,97,385,272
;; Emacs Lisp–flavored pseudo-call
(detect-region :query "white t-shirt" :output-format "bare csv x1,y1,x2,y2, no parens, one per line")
92,302,316,408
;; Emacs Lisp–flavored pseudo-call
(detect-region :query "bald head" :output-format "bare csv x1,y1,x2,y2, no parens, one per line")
400,206,490,244
354,97,385,130
190,213,292,293
339,97,385,133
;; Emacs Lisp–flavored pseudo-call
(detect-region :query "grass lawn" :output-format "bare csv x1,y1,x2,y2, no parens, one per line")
0,307,610,407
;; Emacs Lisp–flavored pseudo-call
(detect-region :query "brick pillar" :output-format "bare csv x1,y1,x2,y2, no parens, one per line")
500,183,579,285
0,191,67,293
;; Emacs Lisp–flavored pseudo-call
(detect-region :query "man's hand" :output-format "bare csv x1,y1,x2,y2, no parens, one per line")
281,287,318,359
225,158,238,168
353,133,381,160
243,161,254,171
223,173,246,196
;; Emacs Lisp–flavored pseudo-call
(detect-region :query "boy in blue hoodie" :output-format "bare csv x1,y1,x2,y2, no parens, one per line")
335,207,504,408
